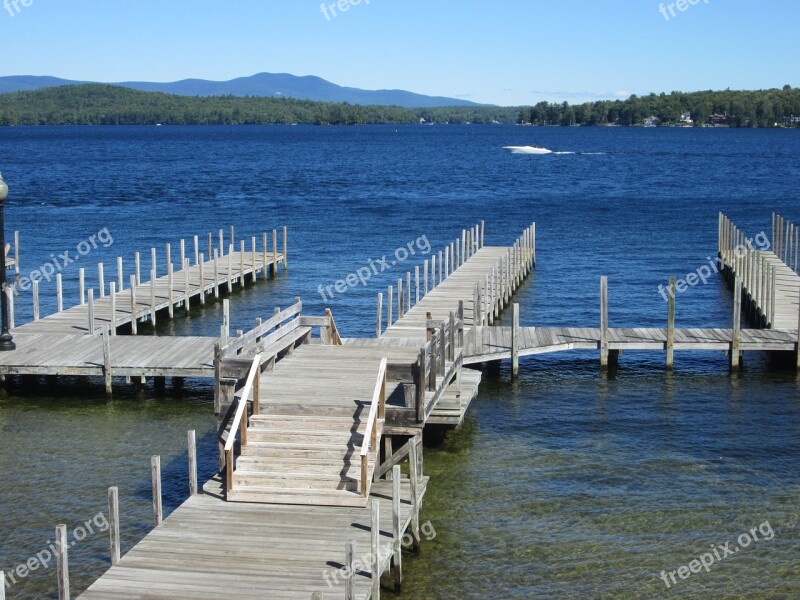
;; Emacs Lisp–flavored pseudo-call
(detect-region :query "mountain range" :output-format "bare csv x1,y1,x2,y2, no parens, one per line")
0,73,484,108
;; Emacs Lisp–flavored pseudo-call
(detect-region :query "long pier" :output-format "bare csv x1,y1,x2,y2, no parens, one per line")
0,226,288,391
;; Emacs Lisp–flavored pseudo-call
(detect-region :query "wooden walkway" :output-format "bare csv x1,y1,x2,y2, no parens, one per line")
464,326,799,364
79,476,427,600
719,213,800,330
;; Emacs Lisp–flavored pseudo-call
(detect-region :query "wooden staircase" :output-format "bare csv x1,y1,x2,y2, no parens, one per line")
224,345,387,508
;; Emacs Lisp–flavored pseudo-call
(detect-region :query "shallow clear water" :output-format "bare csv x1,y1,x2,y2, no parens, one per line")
0,125,799,598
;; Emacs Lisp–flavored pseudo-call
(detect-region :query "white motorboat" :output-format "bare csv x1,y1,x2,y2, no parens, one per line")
503,145,553,155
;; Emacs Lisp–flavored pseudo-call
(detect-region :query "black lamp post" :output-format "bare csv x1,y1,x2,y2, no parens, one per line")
0,173,15,351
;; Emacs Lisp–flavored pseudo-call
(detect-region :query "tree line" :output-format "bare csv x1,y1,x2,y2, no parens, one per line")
518,86,800,127
1,84,798,127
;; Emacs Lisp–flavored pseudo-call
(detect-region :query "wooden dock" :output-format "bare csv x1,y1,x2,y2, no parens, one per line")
64,222,537,600
0,226,288,390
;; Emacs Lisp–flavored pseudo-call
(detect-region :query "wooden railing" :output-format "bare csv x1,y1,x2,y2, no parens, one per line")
360,358,387,496
221,300,302,359
325,308,344,345
415,305,465,422
224,353,262,493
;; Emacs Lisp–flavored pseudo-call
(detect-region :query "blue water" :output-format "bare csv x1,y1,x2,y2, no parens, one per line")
0,125,799,598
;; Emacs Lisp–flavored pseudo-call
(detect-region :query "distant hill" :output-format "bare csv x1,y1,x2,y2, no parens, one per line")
0,73,484,108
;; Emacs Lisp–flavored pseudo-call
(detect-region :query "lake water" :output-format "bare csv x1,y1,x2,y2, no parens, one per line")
0,125,799,598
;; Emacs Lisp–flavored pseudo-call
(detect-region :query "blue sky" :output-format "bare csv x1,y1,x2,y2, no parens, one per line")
0,0,797,105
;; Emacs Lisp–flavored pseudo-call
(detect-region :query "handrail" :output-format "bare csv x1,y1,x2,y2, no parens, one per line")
224,353,262,493
360,357,387,496
221,300,302,358
325,308,344,345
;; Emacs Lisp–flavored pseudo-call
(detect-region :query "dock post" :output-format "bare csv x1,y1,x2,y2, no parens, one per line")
512,303,519,381
150,271,157,326
103,326,112,398
56,524,70,600
262,232,268,279
88,289,95,334
117,256,124,292
223,299,230,342
473,283,479,326
0,570,4,600
227,246,233,292
438,250,443,284
98,262,105,298
431,255,436,289
444,246,449,279
409,441,421,551
135,252,141,286
208,233,213,266
108,486,120,566
344,541,356,600
532,222,536,267
183,259,190,311
240,240,246,287
194,235,199,266
151,455,163,526
731,276,742,371
397,278,403,319
110,282,117,335
376,292,383,337
213,251,220,299
150,248,157,279
666,276,675,370
167,264,174,318
229,225,235,250
456,236,461,267
251,236,257,282
130,275,138,335
79,267,85,305
165,243,171,276
387,286,393,328
199,255,206,305
56,273,63,312
406,271,412,310
481,220,485,248
423,259,429,295
371,500,381,600
188,429,198,496
600,276,609,369
219,229,224,257
6,286,12,330
415,266,420,304
180,239,186,272
32,280,39,321
283,226,288,271
272,229,278,276
391,468,402,589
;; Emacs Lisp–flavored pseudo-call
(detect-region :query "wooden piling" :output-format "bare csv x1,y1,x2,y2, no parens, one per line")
188,429,198,496
397,278,403,319
213,251,220,299
88,289,95,334
731,276,742,371
6,283,12,330
117,256,124,292
371,499,381,600
151,248,157,279
194,235,199,266
135,252,141,286
130,275,138,335
79,267,85,305
199,254,206,305
219,229,224,257
103,326,112,397
56,273,63,312
376,292,383,337
167,264,174,318
56,524,70,600
666,276,676,370
108,486,120,566
150,270,157,326
415,265,420,304
251,236,257,282
272,229,278,276
387,286,393,328
283,226,288,270
344,541,356,600
391,465,402,590
151,455,163,526
0,570,4,600
409,441,421,551
32,280,39,321
98,262,105,298
511,303,519,380
600,276,609,369
423,259,429,295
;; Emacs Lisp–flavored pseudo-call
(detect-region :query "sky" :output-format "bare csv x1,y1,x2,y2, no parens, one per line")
0,0,797,106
